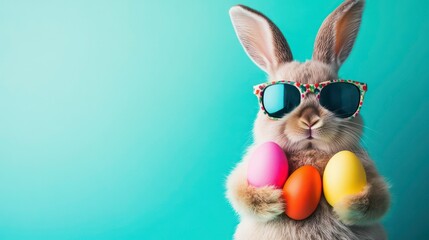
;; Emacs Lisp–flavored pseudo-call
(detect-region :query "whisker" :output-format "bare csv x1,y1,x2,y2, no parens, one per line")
343,120,379,135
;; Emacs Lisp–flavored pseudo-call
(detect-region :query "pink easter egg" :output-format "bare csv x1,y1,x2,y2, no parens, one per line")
247,142,289,188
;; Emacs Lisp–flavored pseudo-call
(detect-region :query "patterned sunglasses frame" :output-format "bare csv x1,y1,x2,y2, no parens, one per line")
253,80,368,120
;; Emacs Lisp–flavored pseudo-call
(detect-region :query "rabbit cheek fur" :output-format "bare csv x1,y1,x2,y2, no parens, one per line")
226,1,390,239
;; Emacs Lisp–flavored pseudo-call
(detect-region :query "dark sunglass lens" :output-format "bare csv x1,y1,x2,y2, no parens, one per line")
262,84,301,118
319,82,360,118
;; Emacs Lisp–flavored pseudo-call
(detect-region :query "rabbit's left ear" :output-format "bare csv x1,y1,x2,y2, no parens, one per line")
230,5,293,75
313,0,365,71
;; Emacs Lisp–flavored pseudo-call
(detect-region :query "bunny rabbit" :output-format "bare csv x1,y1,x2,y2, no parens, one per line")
226,1,390,239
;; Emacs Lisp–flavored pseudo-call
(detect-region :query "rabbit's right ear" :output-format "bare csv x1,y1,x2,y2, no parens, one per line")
229,5,293,75
313,0,365,71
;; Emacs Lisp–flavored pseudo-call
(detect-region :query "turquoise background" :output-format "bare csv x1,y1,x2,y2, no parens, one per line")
0,0,427,239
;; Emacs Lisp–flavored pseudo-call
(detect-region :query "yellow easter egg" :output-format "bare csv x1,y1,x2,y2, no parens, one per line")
323,151,367,206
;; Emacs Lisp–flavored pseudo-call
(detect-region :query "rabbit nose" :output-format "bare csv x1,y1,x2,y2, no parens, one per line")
300,117,320,129
299,106,321,128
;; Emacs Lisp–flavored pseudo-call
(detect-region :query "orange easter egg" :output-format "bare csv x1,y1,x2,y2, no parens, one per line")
282,165,322,220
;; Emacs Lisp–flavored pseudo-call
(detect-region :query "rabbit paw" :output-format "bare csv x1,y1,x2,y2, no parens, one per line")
236,184,285,221
333,184,371,225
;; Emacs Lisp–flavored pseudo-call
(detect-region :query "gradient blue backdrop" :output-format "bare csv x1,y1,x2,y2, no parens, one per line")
0,0,428,239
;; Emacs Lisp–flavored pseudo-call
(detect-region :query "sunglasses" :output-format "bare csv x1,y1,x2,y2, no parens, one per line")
253,80,367,120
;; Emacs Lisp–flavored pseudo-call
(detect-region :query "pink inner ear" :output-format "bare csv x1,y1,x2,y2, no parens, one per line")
313,0,364,67
239,14,282,73
230,5,293,74
334,2,363,63
334,10,352,56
